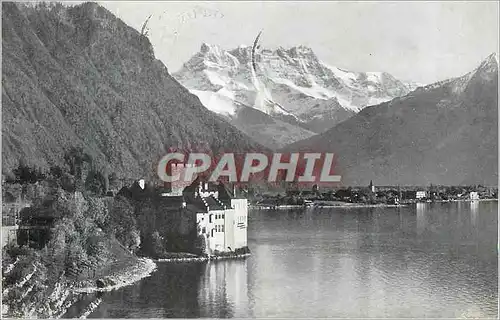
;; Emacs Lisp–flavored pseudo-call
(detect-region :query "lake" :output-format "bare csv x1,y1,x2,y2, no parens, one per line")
82,201,498,318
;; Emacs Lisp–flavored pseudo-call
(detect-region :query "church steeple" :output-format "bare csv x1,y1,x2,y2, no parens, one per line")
369,180,375,193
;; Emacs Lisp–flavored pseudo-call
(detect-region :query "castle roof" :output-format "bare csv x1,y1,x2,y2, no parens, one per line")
189,195,227,212
156,195,185,209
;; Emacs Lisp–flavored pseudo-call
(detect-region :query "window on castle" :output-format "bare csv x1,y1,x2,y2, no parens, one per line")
222,225,225,232
209,214,213,223
202,227,206,234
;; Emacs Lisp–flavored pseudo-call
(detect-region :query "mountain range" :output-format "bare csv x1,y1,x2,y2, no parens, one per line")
173,43,414,148
2,2,497,187
285,53,498,186
1,2,264,180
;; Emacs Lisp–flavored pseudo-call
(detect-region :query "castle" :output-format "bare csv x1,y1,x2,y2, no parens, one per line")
158,163,248,255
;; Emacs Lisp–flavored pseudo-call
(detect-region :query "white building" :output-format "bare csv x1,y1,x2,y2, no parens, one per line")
416,191,427,199
469,191,480,200
189,180,248,255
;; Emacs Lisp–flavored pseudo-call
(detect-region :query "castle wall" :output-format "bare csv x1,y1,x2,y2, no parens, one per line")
231,199,248,249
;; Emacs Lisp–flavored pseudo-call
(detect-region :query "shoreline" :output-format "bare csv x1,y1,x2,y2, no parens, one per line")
250,203,407,209
314,203,406,208
57,252,252,318
73,258,157,294
64,253,250,318
48,258,158,319
250,198,497,210
155,252,251,263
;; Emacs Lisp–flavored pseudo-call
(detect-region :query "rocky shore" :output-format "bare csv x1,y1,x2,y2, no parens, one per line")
73,258,157,294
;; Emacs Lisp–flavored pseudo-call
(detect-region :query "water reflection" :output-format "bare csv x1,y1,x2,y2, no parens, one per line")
86,202,498,318
86,263,205,318
197,259,249,317
416,202,426,235
470,201,479,226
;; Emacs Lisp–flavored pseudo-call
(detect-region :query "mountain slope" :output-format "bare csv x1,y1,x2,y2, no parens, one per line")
174,43,412,136
186,87,316,149
285,53,498,186
2,2,264,180
228,105,316,150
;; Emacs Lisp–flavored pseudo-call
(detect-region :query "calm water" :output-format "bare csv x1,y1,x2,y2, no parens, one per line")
81,201,498,318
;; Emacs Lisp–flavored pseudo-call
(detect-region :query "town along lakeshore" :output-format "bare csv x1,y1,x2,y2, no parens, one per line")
247,182,497,209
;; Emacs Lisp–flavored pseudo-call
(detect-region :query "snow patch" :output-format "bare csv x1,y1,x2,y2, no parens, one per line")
335,95,361,112
321,62,357,83
367,97,391,107
366,72,382,83
224,51,240,67
271,77,331,100
203,69,230,87
190,89,237,116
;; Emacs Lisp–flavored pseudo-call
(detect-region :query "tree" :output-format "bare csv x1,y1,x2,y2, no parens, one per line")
108,196,140,252
151,231,166,257
12,163,45,184
84,169,107,196
368,192,376,204
64,147,91,179
193,232,207,256
49,166,63,180
60,173,76,193
108,172,119,191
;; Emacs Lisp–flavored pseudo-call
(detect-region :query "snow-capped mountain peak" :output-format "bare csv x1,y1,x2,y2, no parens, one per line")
174,43,414,132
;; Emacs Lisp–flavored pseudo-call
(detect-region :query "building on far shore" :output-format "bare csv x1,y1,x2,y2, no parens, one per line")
416,191,427,200
369,180,376,193
469,191,480,200
401,190,428,201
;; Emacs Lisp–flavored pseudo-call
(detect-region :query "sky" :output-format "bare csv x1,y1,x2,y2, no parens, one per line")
95,1,499,84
